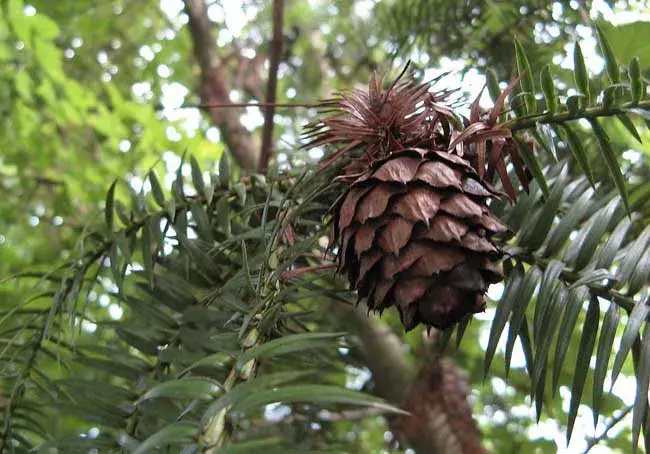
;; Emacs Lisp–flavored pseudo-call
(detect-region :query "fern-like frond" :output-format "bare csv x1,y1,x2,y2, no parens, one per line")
2,154,400,453
468,159,650,447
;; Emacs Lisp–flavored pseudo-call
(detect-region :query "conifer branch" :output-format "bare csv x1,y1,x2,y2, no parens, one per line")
506,99,650,132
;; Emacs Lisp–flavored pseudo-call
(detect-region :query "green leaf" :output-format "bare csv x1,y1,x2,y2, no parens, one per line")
628,246,650,296
552,288,587,394
567,295,600,443
114,230,132,263
486,69,501,105
205,183,215,205
633,324,650,449
190,203,214,242
219,153,231,188
149,170,165,208
611,300,650,386
520,171,564,250
617,225,650,287
484,264,523,377
514,38,537,113
132,422,198,454
596,216,632,269
573,43,591,104
574,199,619,270
544,186,594,257
139,377,223,403
593,301,620,426
105,180,117,230
519,317,535,380
234,385,406,415
588,118,630,215
109,243,122,291
204,371,317,417
602,85,617,109
190,155,205,197
534,260,564,341
534,124,557,161
505,267,541,377
566,95,582,115
559,125,595,188
616,113,642,144
141,219,153,287
216,196,231,237
514,137,548,196
533,283,566,394
596,24,621,84
540,65,557,113
629,56,643,103
568,269,615,290
233,182,247,206
115,200,131,225
236,332,345,368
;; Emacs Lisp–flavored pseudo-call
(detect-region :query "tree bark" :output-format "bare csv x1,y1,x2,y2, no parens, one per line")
183,0,260,170
352,309,487,453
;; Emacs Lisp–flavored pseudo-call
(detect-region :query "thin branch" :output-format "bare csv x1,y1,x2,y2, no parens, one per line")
505,99,650,132
259,0,285,172
183,0,260,170
583,405,633,453
503,245,637,312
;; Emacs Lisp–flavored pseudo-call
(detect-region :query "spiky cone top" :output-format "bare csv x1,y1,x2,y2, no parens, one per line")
306,65,526,331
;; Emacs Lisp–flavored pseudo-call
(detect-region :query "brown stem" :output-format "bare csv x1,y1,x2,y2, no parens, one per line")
259,0,285,172
183,0,260,170
280,263,336,282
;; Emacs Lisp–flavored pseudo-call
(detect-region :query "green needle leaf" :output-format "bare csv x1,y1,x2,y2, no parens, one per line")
573,43,591,105
567,295,599,443
611,299,650,387
588,118,630,215
514,38,537,113
596,24,620,84
593,301,620,426
540,64,557,113
148,170,165,208
105,179,117,231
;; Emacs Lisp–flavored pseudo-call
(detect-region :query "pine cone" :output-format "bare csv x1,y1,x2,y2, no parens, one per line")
334,147,505,330
305,64,525,330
